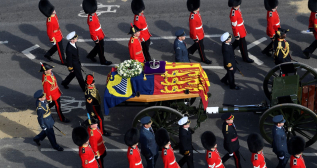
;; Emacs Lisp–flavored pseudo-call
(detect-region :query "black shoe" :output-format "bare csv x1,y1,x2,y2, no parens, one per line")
63,118,70,123
220,79,229,85
244,59,254,63
230,86,240,90
61,81,69,89
33,139,41,146
103,131,111,136
101,61,112,65
54,146,64,151
203,59,212,64
44,55,53,61
261,50,272,57
303,51,310,59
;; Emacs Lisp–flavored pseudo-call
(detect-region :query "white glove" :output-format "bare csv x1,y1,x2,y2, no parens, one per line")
279,156,284,160
229,153,234,156
148,157,153,160
51,42,56,45
43,128,47,131
96,156,100,159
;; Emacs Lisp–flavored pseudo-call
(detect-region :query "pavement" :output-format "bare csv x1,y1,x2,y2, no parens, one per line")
0,0,317,167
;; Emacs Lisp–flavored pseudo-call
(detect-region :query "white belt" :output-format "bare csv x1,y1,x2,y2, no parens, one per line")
275,22,280,26
215,162,222,168
89,158,96,163
195,25,203,29
135,160,142,165
95,26,101,31
169,160,176,165
141,26,148,31
237,21,244,26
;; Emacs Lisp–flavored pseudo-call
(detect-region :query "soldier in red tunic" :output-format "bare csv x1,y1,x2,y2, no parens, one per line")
124,128,144,168
38,0,66,65
82,0,112,65
155,128,180,168
187,0,212,64
128,24,145,62
247,133,267,168
262,0,280,57
228,0,254,63
288,136,306,168
201,131,225,168
72,126,99,168
86,116,107,168
40,63,70,123
303,0,317,59
131,0,152,62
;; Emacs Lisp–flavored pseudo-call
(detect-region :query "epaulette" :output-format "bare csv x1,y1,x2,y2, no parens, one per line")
191,14,194,19
293,158,297,165
129,148,133,155
208,152,212,158
269,12,273,17
226,125,228,134
231,10,235,16
42,76,47,85
68,67,73,71
82,147,85,153
90,130,94,136
164,149,167,155
254,154,258,160
136,15,139,21
89,16,93,22
48,17,51,22
131,38,134,43
226,63,232,68
87,98,93,104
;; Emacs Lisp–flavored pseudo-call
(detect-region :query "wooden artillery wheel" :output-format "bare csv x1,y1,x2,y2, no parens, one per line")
259,103,317,147
263,62,317,99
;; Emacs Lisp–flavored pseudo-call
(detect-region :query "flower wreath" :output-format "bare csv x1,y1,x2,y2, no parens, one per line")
117,60,143,78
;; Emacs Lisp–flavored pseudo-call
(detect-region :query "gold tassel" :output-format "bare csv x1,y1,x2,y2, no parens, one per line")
143,74,147,81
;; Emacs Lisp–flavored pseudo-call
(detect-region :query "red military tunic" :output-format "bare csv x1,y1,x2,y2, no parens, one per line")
88,13,105,42
88,127,106,157
79,145,99,168
266,10,281,38
127,146,143,168
46,14,63,43
290,155,306,168
128,36,145,62
189,11,205,40
133,13,151,42
308,12,317,40
206,149,225,168
230,8,247,38
251,151,266,168
162,145,180,168
42,73,61,102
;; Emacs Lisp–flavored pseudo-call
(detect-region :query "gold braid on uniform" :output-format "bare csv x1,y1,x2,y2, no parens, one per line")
85,86,101,105
42,74,56,86
274,40,290,59
36,102,51,118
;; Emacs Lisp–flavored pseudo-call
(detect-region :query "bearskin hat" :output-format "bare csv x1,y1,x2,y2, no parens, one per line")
309,0,317,12
264,0,278,11
124,128,140,147
72,126,89,146
155,128,170,148
228,0,242,7
38,0,55,17
82,0,97,14
247,133,264,153
131,0,145,15
288,136,306,155
201,131,217,150
187,0,200,12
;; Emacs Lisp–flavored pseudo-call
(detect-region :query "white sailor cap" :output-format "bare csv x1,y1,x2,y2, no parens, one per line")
220,32,232,42
66,31,78,40
178,116,190,126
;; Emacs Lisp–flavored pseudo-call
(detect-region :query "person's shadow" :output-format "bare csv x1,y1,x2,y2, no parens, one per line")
19,24,51,48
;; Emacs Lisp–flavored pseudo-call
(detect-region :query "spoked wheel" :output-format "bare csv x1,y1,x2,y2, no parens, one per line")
132,106,183,148
259,103,317,147
263,62,317,99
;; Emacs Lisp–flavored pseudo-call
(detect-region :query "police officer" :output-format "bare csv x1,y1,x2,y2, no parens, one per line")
40,62,70,123
288,136,306,168
262,0,280,57
33,90,64,151
72,126,99,168
303,0,317,59
178,116,194,168
85,74,111,136
124,128,144,168
174,29,190,62
201,131,225,168
247,133,267,168
82,0,112,65
131,0,152,62
139,116,159,168
221,113,242,168
228,0,254,63
220,32,240,90
187,0,212,64
273,28,291,65
61,31,86,92
272,115,290,168
38,0,66,65
128,24,145,62
155,128,180,168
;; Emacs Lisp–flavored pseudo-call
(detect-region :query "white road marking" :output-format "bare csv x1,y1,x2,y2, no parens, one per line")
237,37,266,65
0,41,8,44
22,44,40,60
78,3,120,17
41,148,205,153
50,96,86,114
301,30,313,34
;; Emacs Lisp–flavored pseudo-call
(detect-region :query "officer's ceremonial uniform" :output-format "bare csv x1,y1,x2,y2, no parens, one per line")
82,0,112,65
272,115,290,168
247,133,267,168
125,128,144,168
187,0,211,64
33,90,63,151
303,0,317,59
132,0,152,62
61,31,86,92
40,63,69,122
201,131,224,168
174,30,190,62
72,126,99,168
229,0,254,63
39,0,66,64
273,29,291,65
128,25,145,62
178,117,194,168
288,136,306,168
221,113,241,168
262,0,280,57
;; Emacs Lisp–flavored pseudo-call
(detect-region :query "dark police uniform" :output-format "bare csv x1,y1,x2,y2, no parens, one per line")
174,29,190,62
273,28,291,65
178,117,194,168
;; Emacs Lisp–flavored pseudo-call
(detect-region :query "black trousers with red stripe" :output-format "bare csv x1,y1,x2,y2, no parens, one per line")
222,150,242,168
87,39,107,64
48,98,65,122
232,37,250,62
97,151,107,168
141,39,151,62
93,105,105,135
188,38,208,62
45,40,66,64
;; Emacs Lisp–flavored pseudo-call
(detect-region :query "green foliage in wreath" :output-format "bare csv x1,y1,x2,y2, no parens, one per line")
117,60,143,78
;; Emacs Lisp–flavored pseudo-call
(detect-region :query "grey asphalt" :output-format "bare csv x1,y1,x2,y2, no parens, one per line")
0,0,317,167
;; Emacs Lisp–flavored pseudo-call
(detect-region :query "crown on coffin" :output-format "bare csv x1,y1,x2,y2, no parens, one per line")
149,59,160,69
